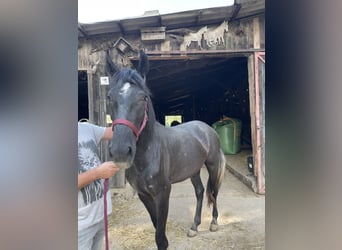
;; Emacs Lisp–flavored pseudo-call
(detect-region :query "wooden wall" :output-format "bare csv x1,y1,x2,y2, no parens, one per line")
78,15,265,69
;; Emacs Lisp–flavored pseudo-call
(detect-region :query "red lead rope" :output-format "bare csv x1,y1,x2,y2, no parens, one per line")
104,178,109,250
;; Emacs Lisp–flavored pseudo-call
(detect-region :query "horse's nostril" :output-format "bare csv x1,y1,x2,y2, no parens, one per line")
127,146,133,156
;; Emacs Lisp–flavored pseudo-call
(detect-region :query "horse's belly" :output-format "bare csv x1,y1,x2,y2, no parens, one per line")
169,154,206,184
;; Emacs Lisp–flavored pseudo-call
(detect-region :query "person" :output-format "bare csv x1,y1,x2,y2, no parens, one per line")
78,122,120,250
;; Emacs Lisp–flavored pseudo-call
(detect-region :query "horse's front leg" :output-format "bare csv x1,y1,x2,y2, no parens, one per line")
154,184,171,250
138,193,157,228
187,171,204,237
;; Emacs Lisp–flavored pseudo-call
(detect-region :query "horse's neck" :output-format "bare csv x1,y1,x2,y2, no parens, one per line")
134,121,159,168
136,99,157,149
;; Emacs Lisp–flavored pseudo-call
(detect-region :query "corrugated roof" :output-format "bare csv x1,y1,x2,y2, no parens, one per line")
78,0,264,38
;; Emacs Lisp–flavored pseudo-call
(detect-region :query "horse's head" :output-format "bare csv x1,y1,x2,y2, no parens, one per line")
222,21,229,32
199,26,208,34
106,49,150,168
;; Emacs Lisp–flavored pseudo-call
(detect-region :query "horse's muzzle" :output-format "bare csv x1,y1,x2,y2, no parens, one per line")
108,140,134,168
109,142,132,157
113,162,130,170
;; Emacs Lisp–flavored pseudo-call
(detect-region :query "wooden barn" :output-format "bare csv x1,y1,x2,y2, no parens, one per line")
78,0,265,194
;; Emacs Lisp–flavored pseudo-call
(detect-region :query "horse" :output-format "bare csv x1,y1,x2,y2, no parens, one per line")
204,21,228,47
182,26,208,49
106,49,226,250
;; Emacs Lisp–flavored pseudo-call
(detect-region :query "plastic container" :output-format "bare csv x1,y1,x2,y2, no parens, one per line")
213,117,242,154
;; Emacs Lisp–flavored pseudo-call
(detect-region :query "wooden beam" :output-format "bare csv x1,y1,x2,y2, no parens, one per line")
78,24,89,39
129,48,264,60
196,10,202,25
229,3,241,21
118,21,125,36
159,16,163,26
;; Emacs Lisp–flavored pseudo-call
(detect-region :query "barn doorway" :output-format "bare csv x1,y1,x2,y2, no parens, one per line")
133,54,252,148
78,70,89,121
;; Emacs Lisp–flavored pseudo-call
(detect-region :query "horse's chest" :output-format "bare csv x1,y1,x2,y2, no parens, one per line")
127,168,163,195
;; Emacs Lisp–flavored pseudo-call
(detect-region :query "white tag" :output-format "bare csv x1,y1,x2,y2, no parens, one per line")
100,76,109,85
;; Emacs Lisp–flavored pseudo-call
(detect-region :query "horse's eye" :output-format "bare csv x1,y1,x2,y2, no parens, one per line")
107,95,111,100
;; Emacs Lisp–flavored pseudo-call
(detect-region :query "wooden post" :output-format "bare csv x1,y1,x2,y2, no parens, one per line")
98,71,109,181
95,57,126,188
86,70,94,123
254,52,265,193
247,54,258,193
253,17,260,49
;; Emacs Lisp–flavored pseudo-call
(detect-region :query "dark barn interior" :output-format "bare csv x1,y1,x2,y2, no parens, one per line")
132,55,251,146
78,70,89,121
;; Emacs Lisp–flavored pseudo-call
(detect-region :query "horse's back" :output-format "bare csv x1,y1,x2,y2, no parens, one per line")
172,120,219,147
164,120,222,183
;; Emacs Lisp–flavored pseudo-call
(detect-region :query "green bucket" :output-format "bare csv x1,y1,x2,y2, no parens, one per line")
213,118,242,155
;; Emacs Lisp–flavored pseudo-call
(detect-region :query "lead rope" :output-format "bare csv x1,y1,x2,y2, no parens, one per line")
104,178,109,250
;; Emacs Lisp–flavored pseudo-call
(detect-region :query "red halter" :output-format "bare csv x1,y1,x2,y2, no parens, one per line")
111,98,149,141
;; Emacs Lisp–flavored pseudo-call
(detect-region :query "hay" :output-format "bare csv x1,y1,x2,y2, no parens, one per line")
109,223,155,249
107,189,189,249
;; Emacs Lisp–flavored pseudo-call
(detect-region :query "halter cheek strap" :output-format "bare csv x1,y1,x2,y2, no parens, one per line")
111,99,149,141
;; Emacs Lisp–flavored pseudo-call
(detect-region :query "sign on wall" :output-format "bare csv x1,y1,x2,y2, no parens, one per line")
100,76,109,85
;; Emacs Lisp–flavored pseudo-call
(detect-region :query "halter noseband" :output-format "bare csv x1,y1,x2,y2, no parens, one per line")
111,98,149,141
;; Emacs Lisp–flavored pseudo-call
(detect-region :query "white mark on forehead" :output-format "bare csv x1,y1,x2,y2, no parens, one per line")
119,82,131,95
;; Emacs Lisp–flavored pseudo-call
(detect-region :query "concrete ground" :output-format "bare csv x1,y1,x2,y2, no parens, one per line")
106,150,265,250
225,148,258,193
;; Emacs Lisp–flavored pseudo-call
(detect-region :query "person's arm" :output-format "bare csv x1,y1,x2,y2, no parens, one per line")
102,127,113,141
78,168,97,190
78,161,119,190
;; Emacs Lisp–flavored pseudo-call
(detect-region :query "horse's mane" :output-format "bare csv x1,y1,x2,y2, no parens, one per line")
110,68,152,97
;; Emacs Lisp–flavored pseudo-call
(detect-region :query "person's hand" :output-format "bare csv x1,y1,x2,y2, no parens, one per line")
94,161,120,180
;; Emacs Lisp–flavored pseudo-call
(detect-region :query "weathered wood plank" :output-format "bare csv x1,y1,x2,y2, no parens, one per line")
253,17,260,49
247,54,257,179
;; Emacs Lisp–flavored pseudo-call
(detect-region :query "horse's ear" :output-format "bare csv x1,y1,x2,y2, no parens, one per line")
137,49,149,79
106,50,119,76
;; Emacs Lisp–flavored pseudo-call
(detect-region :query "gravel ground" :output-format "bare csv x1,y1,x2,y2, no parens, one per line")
105,167,265,250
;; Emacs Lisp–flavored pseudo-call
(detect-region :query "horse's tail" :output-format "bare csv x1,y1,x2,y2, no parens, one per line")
206,149,226,207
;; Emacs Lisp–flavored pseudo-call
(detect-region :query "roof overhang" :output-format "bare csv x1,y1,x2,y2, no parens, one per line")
78,1,264,38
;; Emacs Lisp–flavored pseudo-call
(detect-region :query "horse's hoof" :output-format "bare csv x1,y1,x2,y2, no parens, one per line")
187,229,198,237
209,223,219,232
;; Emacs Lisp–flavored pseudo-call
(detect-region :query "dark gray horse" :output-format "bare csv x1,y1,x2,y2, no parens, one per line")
106,50,226,250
